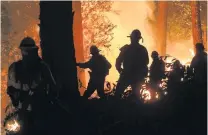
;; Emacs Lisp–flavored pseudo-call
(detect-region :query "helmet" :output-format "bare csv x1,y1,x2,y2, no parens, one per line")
90,45,100,54
19,37,38,49
151,51,159,58
127,29,142,39
195,43,204,51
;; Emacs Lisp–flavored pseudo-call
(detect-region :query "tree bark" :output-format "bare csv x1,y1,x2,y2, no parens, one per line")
191,1,203,52
157,1,168,56
39,1,80,101
72,1,86,96
202,25,207,51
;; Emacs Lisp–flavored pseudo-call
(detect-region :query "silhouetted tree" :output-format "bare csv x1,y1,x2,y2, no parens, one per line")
39,1,80,101
157,1,168,55
191,1,203,52
73,1,86,95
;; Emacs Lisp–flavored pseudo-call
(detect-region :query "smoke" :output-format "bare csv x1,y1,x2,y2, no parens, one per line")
102,1,157,82
166,39,194,65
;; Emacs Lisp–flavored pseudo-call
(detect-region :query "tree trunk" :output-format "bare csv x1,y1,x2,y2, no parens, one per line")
72,1,86,96
191,1,203,52
157,1,168,56
39,1,80,101
202,25,207,51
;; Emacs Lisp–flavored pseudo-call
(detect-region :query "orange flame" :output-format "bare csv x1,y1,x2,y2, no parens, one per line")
141,89,151,101
6,119,20,132
189,49,195,57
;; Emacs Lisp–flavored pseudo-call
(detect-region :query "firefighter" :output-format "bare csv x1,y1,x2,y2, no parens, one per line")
149,51,165,98
77,45,111,99
190,43,207,84
169,60,183,83
115,29,149,100
150,51,165,84
7,37,57,134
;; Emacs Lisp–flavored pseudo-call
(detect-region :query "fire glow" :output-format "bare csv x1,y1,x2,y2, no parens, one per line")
5,119,21,133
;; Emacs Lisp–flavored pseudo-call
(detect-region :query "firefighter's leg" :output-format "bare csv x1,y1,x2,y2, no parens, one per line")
83,78,96,99
115,75,130,99
96,78,105,99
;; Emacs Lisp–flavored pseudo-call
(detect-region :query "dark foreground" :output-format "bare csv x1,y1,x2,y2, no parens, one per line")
4,81,206,135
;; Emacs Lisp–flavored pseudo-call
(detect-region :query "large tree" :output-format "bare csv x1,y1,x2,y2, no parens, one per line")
39,1,80,101
156,1,168,56
72,1,86,95
191,1,203,51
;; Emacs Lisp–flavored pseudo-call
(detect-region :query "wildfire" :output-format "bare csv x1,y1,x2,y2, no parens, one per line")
166,59,172,63
5,119,21,133
155,92,159,99
141,89,151,101
166,67,173,72
189,49,195,57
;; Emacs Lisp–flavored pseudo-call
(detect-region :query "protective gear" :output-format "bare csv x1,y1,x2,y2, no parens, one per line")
151,51,159,59
7,58,57,134
195,43,205,51
190,46,207,84
19,37,38,49
127,29,143,43
77,52,111,99
116,44,149,78
150,51,165,82
169,60,184,83
127,29,141,39
7,59,57,110
115,42,149,99
90,45,101,55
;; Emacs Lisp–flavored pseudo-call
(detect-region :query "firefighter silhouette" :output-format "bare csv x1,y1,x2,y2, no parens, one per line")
169,60,184,83
190,43,207,84
7,37,57,134
149,51,165,98
150,51,165,83
115,29,149,99
77,45,112,99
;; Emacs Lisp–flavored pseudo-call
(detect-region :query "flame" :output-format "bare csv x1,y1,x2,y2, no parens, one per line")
180,49,195,66
189,49,195,57
141,89,151,101
6,119,20,132
155,92,159,99
166,59,172,63
166,67,173,71
159,83,163,88
181,78,184,82
36,25,40,33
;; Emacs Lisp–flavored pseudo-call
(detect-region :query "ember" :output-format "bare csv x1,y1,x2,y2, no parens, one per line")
141,89,151,101
5,119,21,133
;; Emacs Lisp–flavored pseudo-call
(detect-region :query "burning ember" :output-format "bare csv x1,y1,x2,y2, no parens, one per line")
141,89,151,101
155,92,159,99
5,119,21,133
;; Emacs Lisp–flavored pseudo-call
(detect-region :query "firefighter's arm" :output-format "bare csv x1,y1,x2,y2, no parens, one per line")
116,52,123,73
104,57,112,69
7,63,20,107
116,45,127,73
190,56,197,69
144,48,149,65
77,59,92,69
